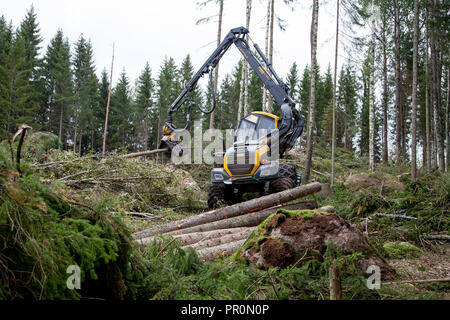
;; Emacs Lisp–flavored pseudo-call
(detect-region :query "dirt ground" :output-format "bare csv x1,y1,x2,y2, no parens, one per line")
387,244,450,299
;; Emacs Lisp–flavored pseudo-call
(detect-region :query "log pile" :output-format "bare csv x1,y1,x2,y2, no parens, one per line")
133,182,323,261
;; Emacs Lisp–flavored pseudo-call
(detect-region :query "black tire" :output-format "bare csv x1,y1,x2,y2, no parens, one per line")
279,163,297,186
269,177,295,194
208,184,226,209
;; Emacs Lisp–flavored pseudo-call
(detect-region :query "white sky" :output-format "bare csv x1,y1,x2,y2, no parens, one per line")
3,0,346,88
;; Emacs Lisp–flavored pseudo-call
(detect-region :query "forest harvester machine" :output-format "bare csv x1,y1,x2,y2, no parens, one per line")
159,27,304,209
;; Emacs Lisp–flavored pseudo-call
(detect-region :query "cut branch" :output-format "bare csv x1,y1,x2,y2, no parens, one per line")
122,149,170,159
422,234,450,241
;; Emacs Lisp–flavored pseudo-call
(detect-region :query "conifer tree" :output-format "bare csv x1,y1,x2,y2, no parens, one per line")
43,29,73,146
135,62,155,150
18,5,43,128
72,35,99,153
110,69,132,150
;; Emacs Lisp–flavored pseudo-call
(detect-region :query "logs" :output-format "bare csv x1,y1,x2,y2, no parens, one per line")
133,182,322,240
133,182,324,261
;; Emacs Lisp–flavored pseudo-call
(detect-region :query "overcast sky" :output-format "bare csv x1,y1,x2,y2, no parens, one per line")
4,0,349,89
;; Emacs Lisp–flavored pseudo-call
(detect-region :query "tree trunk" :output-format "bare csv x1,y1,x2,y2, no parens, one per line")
369,0,375,173
425,29,431,173
58,104,64,149
102,42,114,156
411,0,419,179
133,182,322,239
382,10,388,163
329,264,342,300
446,66,449,172
304,0,319,183
209,0,224,130
237,68,244,121
267,0,275,113
243,0,252,116
262,0,271,112
394,0,403,164
331,0,339,185
430,0,444,171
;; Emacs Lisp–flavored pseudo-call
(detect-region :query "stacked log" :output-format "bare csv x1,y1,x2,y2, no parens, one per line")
133,182,324,261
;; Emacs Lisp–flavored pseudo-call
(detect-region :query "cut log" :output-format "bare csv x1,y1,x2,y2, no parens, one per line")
197,239,246,261
185,228,255,251
165,200,319,237
133,182,322,239
137,227,253,246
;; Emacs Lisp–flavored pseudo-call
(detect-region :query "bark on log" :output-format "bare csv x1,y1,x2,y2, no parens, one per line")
185,228,254,251
165,200,319,237
133,182,322,239
329,264,342,300
197,239,247,261
137,227,253,247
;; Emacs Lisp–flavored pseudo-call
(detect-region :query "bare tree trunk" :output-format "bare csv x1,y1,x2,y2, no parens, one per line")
267,0,275,113
73,113,78,153
262,0,271,112
58,104,64,150
369,0,375,173
430,0,444,171
382,11,388,163
411,0,419,179
209,0,224,130
237,69,244,121
243,0,252,116
329,264,342,300
331,0,339,185
446,66,449,172
425,29,431,173
304,0,319,183
394,0,402,164
102,42,114,156
143,115,149,151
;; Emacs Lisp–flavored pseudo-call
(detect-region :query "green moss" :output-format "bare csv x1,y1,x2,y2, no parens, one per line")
383,241,422,259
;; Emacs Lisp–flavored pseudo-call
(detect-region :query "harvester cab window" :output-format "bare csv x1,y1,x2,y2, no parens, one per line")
235,114,276,143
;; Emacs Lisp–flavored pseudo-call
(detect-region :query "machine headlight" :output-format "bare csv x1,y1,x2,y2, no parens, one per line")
259,162,279,177
214,173,224,181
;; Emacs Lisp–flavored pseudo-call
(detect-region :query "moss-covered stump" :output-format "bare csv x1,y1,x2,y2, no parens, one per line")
236,209,394,280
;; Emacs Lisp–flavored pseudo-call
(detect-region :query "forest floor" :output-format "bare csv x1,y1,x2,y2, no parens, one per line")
1,133,449,300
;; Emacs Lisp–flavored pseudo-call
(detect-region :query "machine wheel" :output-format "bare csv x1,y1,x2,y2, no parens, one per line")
278,163,297,186
269,177,295,194
208,184,227,209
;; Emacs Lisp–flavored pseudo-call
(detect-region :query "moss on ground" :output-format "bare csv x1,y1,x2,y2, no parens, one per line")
383,242,423,259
